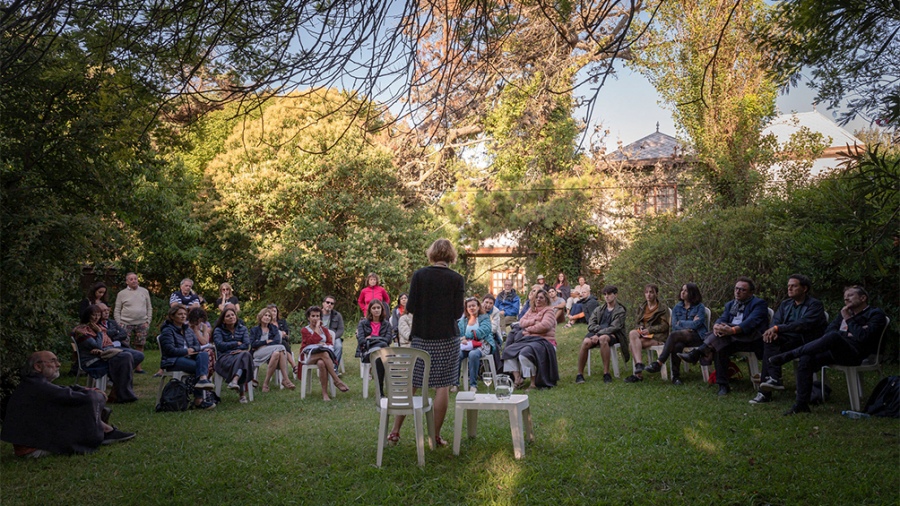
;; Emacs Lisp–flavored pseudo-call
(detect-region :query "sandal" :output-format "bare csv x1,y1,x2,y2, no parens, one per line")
565,323,573,328
262,384,270,393
435,435,449,447
387,432,400,445
336,382,349,392
282,381,296,390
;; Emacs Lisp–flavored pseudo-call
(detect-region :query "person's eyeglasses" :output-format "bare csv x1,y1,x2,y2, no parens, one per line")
323,300,334,305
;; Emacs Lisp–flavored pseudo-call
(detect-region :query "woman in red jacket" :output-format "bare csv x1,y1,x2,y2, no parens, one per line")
357,272,390,314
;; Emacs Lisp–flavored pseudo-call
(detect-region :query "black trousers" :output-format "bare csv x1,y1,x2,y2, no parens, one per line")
760,332,806,382
714,340,762,386
657,329,702,379
792,331,864,405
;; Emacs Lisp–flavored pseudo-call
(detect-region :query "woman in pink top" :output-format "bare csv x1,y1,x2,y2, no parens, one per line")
500,287,560,390
357,273,391,314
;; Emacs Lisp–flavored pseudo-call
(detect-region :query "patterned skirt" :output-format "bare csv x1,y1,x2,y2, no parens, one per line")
411,336,459,389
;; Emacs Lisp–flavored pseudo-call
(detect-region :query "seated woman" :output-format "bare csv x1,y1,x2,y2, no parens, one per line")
72,305,138,403
267,304,292,354
188,307,215,371
548,288,567,324
300,306,349,400
212,305,253,403
501,289,560,390
356,299,393,395
159,304,216,409
397,313,412,347
78,282,108,320
641,283,708,385
389,293,408,345
554,272,571,301
249,308,295,392
455,297,495,392
624,284,671,382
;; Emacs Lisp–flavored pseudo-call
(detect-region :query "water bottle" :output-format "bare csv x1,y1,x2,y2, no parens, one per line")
841,410,871,419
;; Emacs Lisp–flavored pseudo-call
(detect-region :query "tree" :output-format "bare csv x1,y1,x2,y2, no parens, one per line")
763,0,900,128
630,0,780,206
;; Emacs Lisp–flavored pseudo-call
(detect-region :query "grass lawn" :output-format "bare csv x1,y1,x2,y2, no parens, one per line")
2,325,898,505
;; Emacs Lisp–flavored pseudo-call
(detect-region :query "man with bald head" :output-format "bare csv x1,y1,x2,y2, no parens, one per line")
1,351,134,457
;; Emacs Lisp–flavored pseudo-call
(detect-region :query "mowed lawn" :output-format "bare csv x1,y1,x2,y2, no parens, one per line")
2,325,898,505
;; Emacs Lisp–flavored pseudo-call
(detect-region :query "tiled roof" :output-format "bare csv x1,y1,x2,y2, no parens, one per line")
607,127,686,163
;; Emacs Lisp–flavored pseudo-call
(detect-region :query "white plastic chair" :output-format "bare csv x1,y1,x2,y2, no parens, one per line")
648,307,711,380
460,353,498,390
821,316,890,411
371,347,435,467
300,363,336,399
213,349,254,402
70,336,109,392
585,342,621,378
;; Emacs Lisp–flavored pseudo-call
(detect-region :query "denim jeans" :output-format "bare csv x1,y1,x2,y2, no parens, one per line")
168,352,210,398
457,348,483,388
333,338,343,372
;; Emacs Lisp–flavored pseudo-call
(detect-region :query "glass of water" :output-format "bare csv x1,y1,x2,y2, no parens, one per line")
494,374,513,400
482,371,493,394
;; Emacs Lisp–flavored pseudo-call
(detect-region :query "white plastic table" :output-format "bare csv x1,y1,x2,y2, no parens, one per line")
453,394,534,459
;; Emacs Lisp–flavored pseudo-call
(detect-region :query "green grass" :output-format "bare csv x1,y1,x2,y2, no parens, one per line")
2,325,899,505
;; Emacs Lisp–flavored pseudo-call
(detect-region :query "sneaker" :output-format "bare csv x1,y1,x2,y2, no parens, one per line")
624,374,643,383
575,374,585,384
239,396,249,404
193,399,217,410
717,384,730,396
643,362,662,374
195,379,215,390
759,378,785,392
671,378,684,386
749,392,772,404
227,381,240,391
102,427,136,445
783,403,811,416
602,373,612,383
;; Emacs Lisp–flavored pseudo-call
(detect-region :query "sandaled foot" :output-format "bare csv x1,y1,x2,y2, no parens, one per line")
387,432,400,445
336,382,349,392
435,435,449,447
282,381,296,390
262,384,270,393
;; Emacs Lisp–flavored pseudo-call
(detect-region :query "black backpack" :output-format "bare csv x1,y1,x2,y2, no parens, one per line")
865,376,900,418
156,377,192,412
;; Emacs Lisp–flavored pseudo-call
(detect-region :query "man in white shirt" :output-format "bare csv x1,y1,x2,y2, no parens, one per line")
114,272,152,373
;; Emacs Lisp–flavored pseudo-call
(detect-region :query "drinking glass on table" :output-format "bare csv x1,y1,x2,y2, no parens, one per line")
482,371,493,393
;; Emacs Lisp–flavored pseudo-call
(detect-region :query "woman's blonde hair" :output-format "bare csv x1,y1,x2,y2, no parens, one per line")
426,238,457,264
256,307,273,326
220,282,233,292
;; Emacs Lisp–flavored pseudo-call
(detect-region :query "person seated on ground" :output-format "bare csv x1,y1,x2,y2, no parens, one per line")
390,293,409,345
502,288,560,390
535,274,551,293
96,303,145,368
575,286,627,384
397,311,413,347
769,285,887,415
356,300,393,394
170,278,201,308
454,297,495,392
73,304,139,403
567,286,599,327
625,284,671,383
642,283,708,385
79,282,109,321
215,282,240,314
496,279,521,334
159,304,217,409
548,288,567,324
358,272,391,314
750,274,827,405
249,308,296,392
555,272,571,301
212,305,253,403
188,307,215,371
678,276,768,396
300,305,349,400
1,351,134,457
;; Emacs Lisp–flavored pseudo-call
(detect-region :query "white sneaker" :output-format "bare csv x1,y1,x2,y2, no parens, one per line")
469,386,478,393
749,392,772,404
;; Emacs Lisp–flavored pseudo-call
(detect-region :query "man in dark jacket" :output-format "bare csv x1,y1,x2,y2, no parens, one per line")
750,274,827,404
321,295,345,374
576,286,627,384
770,285,888,415
1,351,134,458
679,276,768,396
496,279,521,333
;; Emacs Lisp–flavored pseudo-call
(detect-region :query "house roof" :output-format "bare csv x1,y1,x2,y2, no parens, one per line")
763,110,862,148
607,124,687,164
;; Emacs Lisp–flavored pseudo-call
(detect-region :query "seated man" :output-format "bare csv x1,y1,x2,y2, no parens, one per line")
679,276,768,396
770,285,887,415
548,288,567,324
169,278,201,308
566,287,599,327
576,286,627,384
750,274,827,404
625,284,670,383
1,351,134,457
495,279,521,334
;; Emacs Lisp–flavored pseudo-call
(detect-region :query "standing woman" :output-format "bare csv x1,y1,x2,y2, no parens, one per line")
79,282,108,319
554,273,571,301
216,282,240,314
388,239,465,447
213,305,253,403
389,293,408,345
357,273,391,314
249,308,295,392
